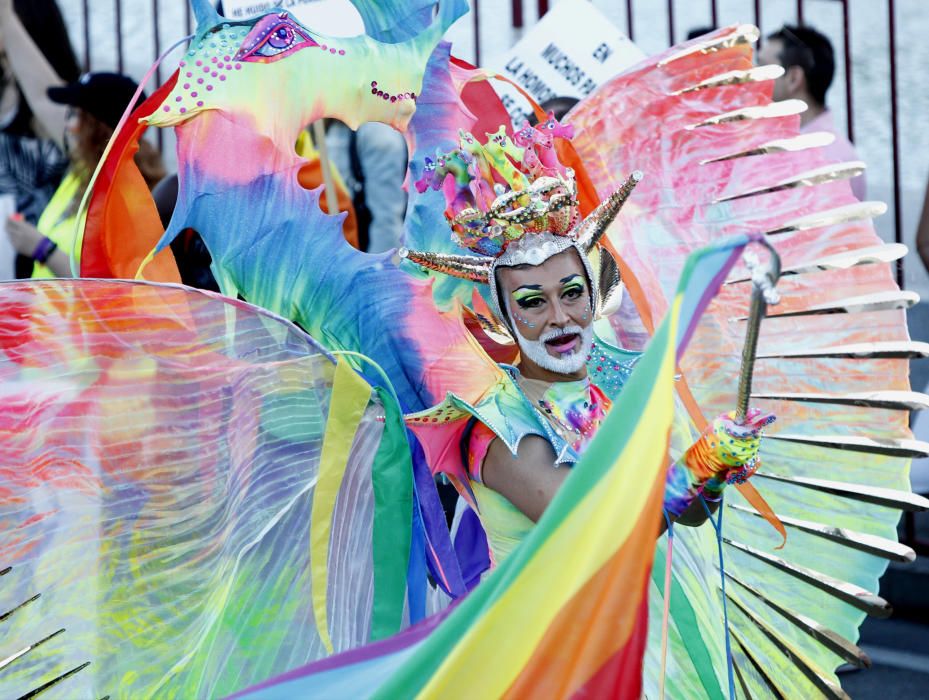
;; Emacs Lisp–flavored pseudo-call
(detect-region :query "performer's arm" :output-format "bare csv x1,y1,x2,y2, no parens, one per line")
481,409,772,532
482,435,568,523
916,176,929,274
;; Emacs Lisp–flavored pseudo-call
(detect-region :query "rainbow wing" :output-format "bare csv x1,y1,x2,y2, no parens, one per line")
223,237,754,700
0,280,413,698
103,1,496,600
569,25,929,698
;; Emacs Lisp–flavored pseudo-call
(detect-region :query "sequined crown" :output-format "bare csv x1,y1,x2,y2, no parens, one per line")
413,117,583,257
404,115,642,284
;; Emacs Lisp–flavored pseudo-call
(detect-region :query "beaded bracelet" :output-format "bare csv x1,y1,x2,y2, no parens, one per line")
32,237,58,264
701,489,724,504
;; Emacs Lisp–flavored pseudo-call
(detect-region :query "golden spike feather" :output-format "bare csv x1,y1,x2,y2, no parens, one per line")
398,248,492,283
574,170,643,252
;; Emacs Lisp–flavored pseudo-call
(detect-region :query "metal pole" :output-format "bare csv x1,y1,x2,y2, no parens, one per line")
185,2,192,37
736,241,781,423
753,0,762,45
473,0,481,66
115,0,124,73
667,0,675,46
710,0,718,29
152,0,162,86
152,0,163,152
81,0,91,70
796,0,804,26
512,0,523,29
842,0,855,143
888,0,904,288
626,0,635,42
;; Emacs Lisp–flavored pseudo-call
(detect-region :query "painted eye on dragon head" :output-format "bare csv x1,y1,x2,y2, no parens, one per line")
235,14,319,63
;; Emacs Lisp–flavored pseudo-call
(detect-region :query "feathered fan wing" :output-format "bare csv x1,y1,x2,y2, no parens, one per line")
569,25,929,698
0,280,415,698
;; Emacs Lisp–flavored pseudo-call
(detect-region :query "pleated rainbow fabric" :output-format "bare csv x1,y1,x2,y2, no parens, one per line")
0,281,413,698
227,236,752,699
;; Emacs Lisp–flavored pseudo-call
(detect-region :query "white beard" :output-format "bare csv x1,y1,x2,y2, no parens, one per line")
513,323,594,375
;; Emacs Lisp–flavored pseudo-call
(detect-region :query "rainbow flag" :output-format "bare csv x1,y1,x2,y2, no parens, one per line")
229,235,752,699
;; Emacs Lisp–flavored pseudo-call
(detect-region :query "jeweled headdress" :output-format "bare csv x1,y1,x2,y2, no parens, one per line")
401,116,641,326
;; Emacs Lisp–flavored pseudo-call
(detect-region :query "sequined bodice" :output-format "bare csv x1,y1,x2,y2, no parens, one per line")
514,373,612,455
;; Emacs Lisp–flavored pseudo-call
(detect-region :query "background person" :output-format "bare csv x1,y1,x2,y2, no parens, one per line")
0,0,80,277
326,120,408,253
757,24,866,200
4,73,164,277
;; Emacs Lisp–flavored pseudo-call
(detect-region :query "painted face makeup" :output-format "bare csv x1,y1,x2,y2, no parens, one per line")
509,272,591,355
512,322,594,375
499,253,595,376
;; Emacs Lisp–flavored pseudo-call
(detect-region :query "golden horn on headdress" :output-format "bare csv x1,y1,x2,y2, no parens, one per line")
398,248,493,283
574,170,643,252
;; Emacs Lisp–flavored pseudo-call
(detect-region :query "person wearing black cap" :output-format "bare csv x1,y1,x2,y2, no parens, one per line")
4,72,165,277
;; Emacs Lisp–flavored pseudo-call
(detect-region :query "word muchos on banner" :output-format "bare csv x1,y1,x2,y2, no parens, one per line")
491,0,645,126
222,0,364,36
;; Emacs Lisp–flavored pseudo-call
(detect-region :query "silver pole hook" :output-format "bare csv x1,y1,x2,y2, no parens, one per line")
735,238,781,423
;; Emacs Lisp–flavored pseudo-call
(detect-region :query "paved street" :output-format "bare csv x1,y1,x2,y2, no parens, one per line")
841,617,929,698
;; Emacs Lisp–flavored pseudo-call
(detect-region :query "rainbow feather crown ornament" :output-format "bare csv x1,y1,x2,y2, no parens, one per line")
402,118,642,297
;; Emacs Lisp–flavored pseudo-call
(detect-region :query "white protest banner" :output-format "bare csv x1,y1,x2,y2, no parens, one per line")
490,0,645,126
222,0,364,36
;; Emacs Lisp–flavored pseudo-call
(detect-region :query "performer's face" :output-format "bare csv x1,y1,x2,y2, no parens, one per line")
497,248,594,378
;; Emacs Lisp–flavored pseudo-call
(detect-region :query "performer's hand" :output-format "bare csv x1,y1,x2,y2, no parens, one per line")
684,407,775,483
711,408,776,469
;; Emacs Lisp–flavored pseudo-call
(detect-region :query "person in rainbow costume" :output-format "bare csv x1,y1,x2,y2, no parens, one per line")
2,1,926,697
402,128,774,568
